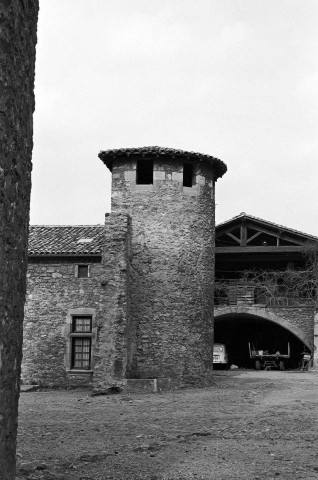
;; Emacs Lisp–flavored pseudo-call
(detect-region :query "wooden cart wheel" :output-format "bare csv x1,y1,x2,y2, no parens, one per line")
279,360,285,371
255,360,261,370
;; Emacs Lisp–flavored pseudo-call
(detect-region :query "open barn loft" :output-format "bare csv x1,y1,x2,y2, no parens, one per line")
214,213,317,369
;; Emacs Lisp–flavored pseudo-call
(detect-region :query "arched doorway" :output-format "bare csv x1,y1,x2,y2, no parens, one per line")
214,311,310,369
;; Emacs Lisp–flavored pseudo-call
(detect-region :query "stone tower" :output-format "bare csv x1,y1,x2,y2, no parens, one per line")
99,146,227,386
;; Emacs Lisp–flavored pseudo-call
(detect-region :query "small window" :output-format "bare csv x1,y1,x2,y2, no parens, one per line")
77,265,89,278
71,316,92,370
72,316,92,332
136,159,153,184
72,338,91,369
183,163,193,187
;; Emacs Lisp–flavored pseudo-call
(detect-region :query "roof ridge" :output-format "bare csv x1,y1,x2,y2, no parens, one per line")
216,213,318,239
30,224,105,228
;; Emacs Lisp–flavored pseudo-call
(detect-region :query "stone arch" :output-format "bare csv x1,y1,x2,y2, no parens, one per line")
214,306,311,351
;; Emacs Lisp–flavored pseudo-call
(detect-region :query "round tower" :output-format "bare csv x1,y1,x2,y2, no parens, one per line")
99,146,227,386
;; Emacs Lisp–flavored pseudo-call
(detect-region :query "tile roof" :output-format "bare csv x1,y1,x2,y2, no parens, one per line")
98,146,227,180
28,225,105,255
216,212,318,241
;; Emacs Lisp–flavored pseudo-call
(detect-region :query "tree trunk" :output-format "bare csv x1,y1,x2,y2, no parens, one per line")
0,1,39,478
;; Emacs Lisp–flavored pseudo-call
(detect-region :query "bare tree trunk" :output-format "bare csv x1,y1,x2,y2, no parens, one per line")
0,1,39,478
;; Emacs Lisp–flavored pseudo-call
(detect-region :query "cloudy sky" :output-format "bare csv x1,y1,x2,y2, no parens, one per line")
31,0,318,235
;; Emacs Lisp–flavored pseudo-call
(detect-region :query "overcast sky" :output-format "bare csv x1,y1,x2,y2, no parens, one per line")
31,0,318,235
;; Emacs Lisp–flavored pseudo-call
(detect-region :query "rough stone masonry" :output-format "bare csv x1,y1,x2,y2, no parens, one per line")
22,147,227,391
0,1,39,478
99,147,227,386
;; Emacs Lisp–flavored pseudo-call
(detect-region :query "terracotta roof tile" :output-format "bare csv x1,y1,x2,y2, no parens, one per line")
99,146,227,180
28,225,105,255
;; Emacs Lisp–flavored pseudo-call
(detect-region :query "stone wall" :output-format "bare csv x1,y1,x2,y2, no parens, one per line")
214,304,315,355
23,214,131,389
111,156,217,386
270,305,315,350
314,313,318,367
94,213,133,390
0,1,39,477
24,149,224,390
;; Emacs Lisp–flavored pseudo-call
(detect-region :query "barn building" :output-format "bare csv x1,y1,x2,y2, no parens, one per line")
214,213,317,369
22,147,227,389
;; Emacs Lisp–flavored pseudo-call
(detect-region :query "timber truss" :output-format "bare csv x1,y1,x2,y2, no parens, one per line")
216,213,317,254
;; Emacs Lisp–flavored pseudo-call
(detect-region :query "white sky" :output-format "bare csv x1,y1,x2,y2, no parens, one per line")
31,0,318,235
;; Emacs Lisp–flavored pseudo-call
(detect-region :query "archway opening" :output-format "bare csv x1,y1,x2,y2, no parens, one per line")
214,314,307,369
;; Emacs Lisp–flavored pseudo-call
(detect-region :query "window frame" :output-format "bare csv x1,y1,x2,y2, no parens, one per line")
76,264,89,278
71,336,92,370
72,315,92,333
70,315,93,370
64,309,96,374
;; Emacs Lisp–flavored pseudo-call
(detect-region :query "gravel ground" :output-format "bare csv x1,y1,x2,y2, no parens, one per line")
16,370,318,480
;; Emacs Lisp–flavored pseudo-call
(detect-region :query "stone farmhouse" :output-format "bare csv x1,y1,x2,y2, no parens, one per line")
22,147,227,390
22,147,317,389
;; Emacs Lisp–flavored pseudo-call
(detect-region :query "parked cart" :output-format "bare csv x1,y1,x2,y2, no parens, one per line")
248,342,290,370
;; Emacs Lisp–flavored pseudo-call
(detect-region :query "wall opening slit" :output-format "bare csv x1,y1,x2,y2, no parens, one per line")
136,159,153,184
183,163,193,187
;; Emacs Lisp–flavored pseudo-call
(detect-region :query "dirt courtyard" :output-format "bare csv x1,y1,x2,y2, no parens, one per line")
17,370,318,480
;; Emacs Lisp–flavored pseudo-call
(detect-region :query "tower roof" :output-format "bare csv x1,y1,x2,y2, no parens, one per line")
98,146,227,180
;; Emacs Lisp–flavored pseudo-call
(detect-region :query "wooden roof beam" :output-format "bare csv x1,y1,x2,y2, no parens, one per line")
216,246,305,254
245,223,306,245
246,231,262,244
225,232,241,244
